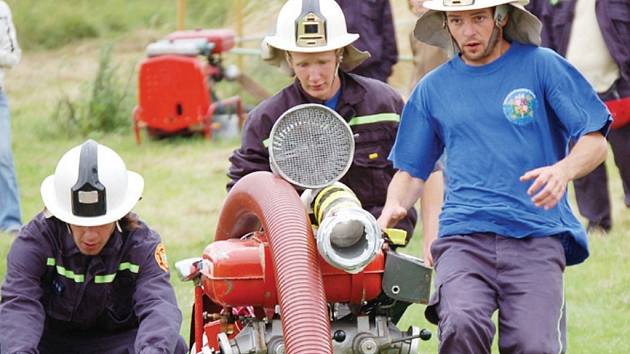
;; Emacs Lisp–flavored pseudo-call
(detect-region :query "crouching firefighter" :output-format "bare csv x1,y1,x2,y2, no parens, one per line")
0,140,187,354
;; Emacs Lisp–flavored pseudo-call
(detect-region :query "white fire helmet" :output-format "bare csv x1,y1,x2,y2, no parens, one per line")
262,0,369,72
40,140,144,226
414,0,542,54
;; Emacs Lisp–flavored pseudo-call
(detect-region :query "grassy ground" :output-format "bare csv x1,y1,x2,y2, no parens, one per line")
1,1,629,353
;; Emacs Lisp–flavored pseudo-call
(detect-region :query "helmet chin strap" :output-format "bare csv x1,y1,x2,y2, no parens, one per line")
481,25,502,58
483,4,509,58
327,49,343,100
330,58,341,85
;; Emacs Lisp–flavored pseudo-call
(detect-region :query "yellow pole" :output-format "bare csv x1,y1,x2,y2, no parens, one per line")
235,0,244,70
177,0,186,30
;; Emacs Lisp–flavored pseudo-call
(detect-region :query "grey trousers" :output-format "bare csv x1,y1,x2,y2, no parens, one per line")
425,233,567,354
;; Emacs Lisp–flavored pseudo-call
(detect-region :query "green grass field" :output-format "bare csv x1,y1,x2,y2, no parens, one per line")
1,1,629,353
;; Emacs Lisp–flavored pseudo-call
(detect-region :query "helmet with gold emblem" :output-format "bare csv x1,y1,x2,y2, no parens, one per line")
261,0,370,73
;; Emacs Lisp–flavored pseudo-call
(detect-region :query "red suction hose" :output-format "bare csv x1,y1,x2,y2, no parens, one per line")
215,171,332,354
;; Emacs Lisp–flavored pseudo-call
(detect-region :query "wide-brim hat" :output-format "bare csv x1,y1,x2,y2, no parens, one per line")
414,0,542,53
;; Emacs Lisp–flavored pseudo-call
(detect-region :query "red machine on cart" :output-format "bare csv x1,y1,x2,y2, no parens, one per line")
133,29,244,144
177,105,433,354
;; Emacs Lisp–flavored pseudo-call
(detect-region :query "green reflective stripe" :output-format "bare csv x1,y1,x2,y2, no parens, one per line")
95,273,117,284
348,113,399,126
46,259,85,282
118,262,140,273
45,259,139,284
55,265,85,283
94,263,140,284
263,138,270,148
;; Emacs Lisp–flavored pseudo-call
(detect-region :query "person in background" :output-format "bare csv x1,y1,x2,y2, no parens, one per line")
0,140,187,354
378,0,610,352
0,0,22,235
406,0,449,95
334,0,399,82
529,0,630,234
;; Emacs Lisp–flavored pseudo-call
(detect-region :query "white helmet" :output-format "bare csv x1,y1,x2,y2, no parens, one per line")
40,140,144,226
262,0,369,72
414,0,542,54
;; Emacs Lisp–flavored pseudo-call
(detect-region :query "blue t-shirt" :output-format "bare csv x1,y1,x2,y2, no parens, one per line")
390,42,611,266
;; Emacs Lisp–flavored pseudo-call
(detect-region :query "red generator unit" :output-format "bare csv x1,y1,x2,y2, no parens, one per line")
178,172,434,354
133,29,244,144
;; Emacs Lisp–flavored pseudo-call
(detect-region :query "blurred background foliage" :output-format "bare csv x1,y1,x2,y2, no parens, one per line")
8,0,233,51
6,0,291,136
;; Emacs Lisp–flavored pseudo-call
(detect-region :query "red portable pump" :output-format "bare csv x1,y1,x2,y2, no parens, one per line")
133,29,244,144
201,236,385,309
177,105,433,354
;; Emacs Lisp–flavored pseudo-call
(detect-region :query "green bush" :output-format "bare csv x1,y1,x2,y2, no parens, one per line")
51,44,134,137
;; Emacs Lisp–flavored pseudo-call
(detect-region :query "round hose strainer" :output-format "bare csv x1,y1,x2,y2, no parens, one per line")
269,104,354,189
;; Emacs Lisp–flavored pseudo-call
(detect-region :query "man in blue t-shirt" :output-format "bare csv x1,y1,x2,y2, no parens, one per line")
378,0,611,353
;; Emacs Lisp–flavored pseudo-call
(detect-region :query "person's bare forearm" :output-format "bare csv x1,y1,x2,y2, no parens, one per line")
378,171,425,229
420,171,443,266
387,171,425,210
520,131,608,210
421,171,443,236
557,132,608,180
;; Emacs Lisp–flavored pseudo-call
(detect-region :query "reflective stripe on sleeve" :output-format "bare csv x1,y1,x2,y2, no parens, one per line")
348,113,399,126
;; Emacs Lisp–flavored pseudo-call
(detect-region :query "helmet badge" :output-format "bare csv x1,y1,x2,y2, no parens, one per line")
71,140,107,217
295,0,327,47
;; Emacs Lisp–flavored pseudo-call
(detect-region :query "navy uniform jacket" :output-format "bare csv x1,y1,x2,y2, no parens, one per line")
335,0,398,82
0,212,183,354
228,71,418,238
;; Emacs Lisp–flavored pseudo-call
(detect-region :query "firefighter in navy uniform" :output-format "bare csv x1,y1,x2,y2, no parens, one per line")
0,140,187,354
228,0,444,246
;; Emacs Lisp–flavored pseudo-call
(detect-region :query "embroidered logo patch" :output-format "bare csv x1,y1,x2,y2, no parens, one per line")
502,88,537,125
154,243,169,272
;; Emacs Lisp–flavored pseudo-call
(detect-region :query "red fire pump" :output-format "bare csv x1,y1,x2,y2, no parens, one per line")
133,29,244,144
177,105,433,354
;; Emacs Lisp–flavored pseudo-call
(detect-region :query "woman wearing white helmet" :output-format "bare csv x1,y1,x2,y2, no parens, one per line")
229,0,445,251
260,0,370,100
228,0,445,326
379,0,611,352
0,140,187,353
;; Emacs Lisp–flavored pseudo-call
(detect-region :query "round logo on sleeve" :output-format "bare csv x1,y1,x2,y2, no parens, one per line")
154,243,169,272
